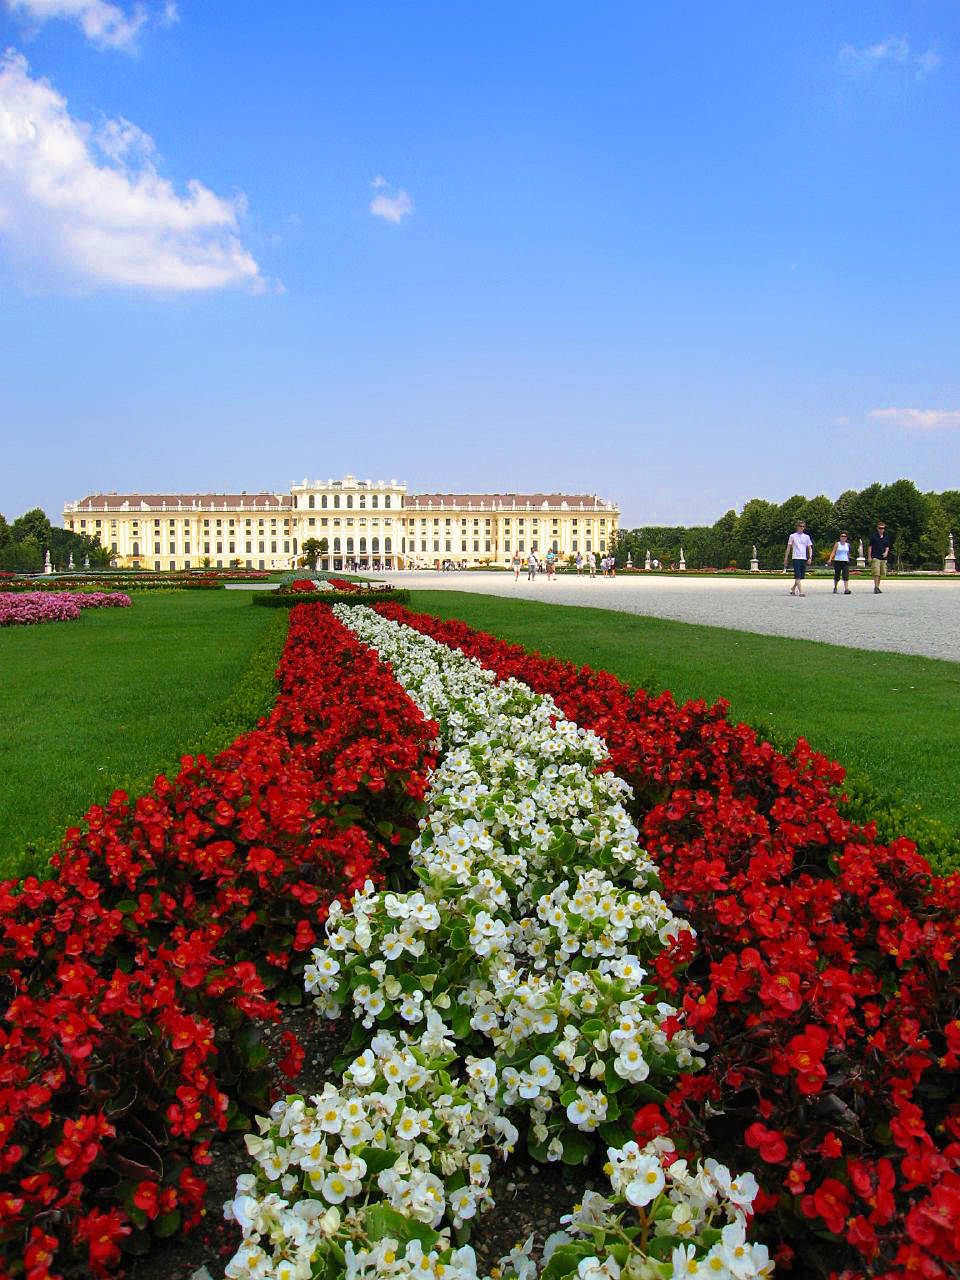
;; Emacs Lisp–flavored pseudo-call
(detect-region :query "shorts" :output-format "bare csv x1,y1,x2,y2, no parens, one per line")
872,558,887,578
792,559,808,579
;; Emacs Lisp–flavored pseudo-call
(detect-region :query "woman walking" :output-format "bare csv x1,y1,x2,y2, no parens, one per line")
828,531,852,594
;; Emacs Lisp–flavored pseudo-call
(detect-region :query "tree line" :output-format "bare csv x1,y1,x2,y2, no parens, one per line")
611,479,960,571
0,507,113,574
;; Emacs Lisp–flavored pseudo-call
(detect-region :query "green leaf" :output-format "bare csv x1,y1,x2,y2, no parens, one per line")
154,1209,181,1238
560,1133,592,1165
356,1145,399,1176
450,926,467,951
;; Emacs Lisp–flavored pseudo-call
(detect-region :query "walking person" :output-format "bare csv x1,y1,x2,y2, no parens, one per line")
527,551,538,582
828,531,852,594
546,548,556,580
575,552,583,574
784,520,813,596
512,553,521,581
868,521,890,593
587,551,596,578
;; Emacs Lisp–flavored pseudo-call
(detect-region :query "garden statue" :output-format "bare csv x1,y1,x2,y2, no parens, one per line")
626,553,632,568
644,549,652,570
43,549,52,575
679,546,686,570
750,545,759,573
68,552,74,570
946,532,957,574
84,554,90,569
856,538,866,569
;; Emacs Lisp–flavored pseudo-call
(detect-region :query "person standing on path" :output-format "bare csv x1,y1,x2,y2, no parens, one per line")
869,521,891,593
512,553,521,581
828,531,852,594
784,520,813,596
527,551,538,582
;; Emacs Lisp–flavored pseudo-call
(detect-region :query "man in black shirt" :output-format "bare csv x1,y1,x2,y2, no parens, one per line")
868,521,890,593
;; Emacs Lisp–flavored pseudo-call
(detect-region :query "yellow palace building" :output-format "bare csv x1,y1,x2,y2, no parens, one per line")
63,475,619,573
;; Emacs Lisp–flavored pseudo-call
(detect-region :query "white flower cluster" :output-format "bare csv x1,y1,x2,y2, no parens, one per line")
225,607,770,1280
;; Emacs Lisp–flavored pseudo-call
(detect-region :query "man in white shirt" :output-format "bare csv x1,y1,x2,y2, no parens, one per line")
784,520,813,596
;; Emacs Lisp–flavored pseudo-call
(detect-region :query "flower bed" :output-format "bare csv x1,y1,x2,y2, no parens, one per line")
372,603,960,1278
0,603,438,1277
0,591,131,626
225,606,770,1280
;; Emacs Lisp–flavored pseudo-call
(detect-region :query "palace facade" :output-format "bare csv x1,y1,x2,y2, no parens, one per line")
62,475,619,572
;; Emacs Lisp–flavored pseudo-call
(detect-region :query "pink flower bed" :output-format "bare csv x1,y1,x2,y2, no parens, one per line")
0,591,132,627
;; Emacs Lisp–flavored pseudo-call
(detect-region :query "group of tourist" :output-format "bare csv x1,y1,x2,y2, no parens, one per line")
510,550,620,581
785,520,891,596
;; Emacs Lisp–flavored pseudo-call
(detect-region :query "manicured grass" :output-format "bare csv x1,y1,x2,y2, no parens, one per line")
0,592,283,878
407,591,960,829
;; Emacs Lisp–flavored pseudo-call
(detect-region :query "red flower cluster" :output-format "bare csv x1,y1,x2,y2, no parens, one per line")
378,602,960,1279
0,603,437,1277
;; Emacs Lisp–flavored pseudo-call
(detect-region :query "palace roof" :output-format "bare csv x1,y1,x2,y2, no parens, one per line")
404,492,616,510
69,493,292,511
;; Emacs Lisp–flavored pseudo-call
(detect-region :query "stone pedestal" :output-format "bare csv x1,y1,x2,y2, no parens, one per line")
750,545,759,572
678,547,686,571
856,539,866,570
43,550,52,575
946,533,957,574
626,554,632,568
644,550,651,570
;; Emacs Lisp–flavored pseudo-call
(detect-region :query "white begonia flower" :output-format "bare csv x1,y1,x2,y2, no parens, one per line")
347,1049,376,1087
577,1256,621,1280
671,1243,703,1278
624,1154,667,1207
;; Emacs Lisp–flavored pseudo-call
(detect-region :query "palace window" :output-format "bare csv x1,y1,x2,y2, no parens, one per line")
309,495,315,508
384,496,391,508
169,542,176,554
322,495,328,508
372,496,378,508
384,537,391,552
154,541,161,554
346,495,353,509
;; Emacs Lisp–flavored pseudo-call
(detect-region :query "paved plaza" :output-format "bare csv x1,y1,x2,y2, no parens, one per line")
370,571,960,663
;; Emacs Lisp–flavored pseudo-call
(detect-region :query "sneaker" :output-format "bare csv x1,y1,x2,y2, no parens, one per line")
844,589,851,595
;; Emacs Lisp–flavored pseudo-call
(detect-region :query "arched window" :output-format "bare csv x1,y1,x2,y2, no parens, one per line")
359,537,367,552
132,541,139,555
346,537,354,553
346,495,353,509
372,537,380,553
384,496,391,509
334,495,340,509
385,537,392,552
334,537,341,552
309,495,315,509
321,495,328,508
293,538,298,553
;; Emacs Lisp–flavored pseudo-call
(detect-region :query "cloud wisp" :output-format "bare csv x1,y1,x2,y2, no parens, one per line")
370,175,413,224
4,0,161,51
869,407,960,431
0,50,261,291
839,37,942,77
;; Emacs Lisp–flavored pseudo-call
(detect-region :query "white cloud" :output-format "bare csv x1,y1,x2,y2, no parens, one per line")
370,176,412,224
869,407,960,431
839,37,941,77
5,0,150,51
0,50,261,291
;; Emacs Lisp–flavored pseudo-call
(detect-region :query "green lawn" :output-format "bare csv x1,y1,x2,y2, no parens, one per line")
0,592,282,878
407,591,960,830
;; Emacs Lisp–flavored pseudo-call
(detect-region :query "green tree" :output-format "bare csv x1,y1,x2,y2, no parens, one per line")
878,479,927,562
919,497,951,565
302,537,323,569
0,514,9,549
10,507,52,549
938,490,960,534
849,483,883,549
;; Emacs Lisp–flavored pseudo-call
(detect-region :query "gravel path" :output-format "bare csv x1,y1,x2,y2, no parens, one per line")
370,571,960,663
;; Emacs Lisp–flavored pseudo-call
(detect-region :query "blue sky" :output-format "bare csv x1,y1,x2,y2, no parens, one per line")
1,1,958,527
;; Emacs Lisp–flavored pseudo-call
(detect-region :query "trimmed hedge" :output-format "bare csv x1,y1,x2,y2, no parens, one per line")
252,589,411,607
